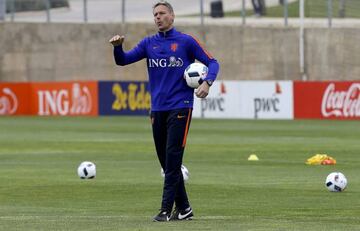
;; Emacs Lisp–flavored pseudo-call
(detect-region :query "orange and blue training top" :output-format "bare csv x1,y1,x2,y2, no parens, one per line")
113,27,220,111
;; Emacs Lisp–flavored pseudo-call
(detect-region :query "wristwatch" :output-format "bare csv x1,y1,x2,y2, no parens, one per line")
205,80,213,86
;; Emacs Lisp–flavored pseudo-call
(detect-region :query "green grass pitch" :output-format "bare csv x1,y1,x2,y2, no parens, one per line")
0,116,359,231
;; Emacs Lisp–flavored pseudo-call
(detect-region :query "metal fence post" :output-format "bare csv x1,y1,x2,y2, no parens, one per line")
200,0,204,27
200,0,205,42
241,0,246,26
299,0,307,81
45,0,51,22
0,0,5,21
10,0,15,22
339,0,345,18
328,0,332,28
121,0,125,24
84,0,88,22
283,0,288,26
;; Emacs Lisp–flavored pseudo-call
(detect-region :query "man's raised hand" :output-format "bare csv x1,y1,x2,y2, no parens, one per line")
109,35,125,46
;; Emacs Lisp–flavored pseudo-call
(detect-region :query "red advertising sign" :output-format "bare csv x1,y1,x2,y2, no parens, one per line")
0,83,31,115
294,81,360,119
31,81,98,116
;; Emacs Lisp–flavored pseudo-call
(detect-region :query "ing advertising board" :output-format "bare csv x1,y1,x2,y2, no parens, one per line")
31,81,98,116
4,80,358,120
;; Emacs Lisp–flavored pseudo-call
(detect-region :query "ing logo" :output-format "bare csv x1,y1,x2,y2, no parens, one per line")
37,83,92,116
148,56,183,68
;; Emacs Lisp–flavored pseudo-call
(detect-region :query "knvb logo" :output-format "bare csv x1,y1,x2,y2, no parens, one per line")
37,83,92,116
0,88,18,115
253,82,282,119
171,43,178,52
148,56,183,68
321,83,360,118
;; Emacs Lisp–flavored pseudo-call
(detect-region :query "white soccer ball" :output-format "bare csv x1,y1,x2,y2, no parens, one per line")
161,164,190,181
77,161,96,179
325,172,347,192
184,62,208,88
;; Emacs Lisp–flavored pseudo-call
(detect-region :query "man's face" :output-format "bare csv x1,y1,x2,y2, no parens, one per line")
153,5,174,32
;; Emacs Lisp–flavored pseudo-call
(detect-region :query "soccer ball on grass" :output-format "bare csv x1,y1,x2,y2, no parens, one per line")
325,172,347,192
184,62,208,88
77,161,96,179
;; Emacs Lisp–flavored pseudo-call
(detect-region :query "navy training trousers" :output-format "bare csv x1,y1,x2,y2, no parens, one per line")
151,108,192,212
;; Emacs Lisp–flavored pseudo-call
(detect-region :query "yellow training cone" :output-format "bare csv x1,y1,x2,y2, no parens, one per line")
248,154,259,161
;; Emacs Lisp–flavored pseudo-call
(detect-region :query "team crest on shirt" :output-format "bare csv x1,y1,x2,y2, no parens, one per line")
170,43,178,52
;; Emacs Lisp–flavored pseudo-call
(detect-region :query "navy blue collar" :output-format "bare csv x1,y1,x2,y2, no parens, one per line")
157,27,176,38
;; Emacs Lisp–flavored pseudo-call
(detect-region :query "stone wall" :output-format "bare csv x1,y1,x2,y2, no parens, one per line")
0,22,359,82
5,0,69,12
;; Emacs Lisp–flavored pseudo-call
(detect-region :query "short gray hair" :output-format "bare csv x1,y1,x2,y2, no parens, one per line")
153,1,174,14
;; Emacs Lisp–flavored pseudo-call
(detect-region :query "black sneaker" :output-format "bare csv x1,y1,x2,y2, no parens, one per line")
153,210,171,222
170,207,193,221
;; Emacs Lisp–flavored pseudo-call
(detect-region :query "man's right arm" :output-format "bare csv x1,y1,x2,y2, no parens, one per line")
109,35,146,66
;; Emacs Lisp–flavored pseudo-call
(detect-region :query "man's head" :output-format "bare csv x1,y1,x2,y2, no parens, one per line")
153,1,175,32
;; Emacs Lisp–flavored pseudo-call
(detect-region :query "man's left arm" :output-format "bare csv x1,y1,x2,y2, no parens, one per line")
189,37,220,98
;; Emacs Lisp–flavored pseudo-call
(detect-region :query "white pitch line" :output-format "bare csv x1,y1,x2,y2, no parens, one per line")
0,215,137,221
0,215,243,220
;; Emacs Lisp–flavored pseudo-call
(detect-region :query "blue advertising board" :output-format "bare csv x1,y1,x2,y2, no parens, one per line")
98,81,151,115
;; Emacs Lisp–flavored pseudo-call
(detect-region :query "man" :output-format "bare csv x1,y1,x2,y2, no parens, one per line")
251,0,266,17
109,1,219,222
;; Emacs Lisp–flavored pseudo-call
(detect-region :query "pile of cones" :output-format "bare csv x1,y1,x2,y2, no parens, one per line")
246,153,337,165
305,154,336,165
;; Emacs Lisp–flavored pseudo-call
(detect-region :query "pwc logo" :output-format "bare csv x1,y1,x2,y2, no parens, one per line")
0,88,18,115
37,83,93,116
201,82,226,116
253,82,282,119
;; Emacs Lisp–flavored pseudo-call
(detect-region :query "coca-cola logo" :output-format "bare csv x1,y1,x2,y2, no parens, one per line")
321,83,360,118
0,88,18,115
38,83,92,116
